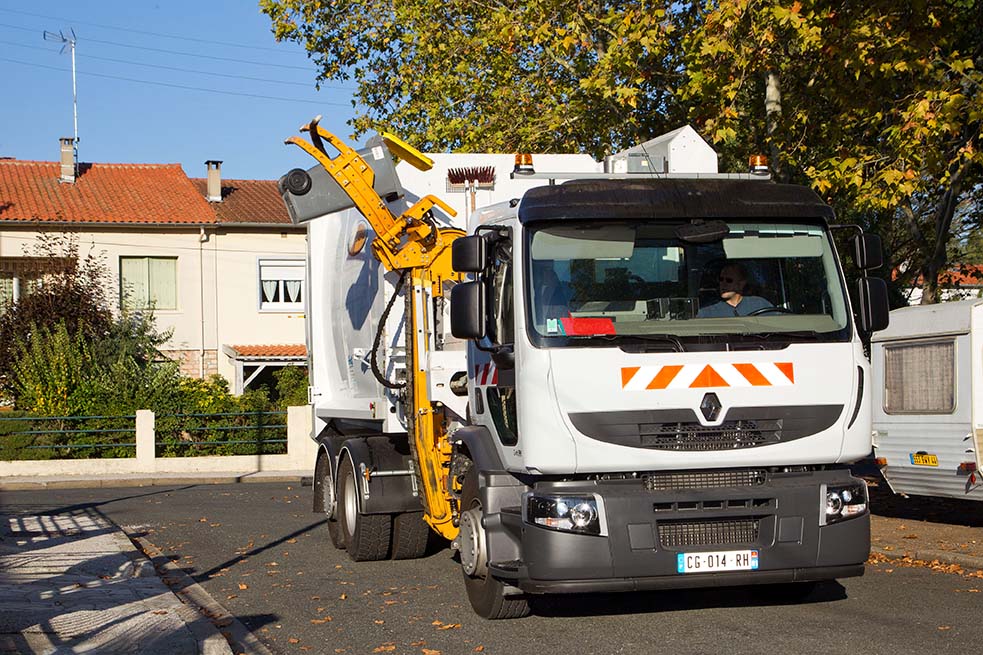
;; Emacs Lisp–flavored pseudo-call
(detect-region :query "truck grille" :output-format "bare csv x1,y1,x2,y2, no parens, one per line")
659,518,760,549
639,420,780,451
643,469,767,491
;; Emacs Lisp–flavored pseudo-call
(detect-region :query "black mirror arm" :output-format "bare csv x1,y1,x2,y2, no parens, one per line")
490,344,515,370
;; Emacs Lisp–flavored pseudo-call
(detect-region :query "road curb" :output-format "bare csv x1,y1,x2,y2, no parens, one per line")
108,529,233,655
0,472,313,491
871,545,983,572
128,532,276,655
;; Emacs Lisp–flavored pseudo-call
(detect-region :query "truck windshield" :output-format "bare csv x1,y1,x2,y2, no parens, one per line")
525,220,851,345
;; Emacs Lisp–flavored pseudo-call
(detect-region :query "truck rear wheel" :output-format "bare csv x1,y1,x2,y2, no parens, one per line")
391,512,431,560
338,458,392,561
460,466,530,619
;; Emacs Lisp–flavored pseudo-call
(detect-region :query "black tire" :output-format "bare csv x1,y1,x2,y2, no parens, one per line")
391,512,431,560
337,458,392,561
460,466,530,619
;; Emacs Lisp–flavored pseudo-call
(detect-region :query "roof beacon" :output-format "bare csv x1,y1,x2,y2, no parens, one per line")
749,154,770,175
513,153,534,176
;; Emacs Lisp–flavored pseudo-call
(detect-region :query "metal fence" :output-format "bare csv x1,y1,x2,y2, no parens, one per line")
0,414,137,460
0,410,288,460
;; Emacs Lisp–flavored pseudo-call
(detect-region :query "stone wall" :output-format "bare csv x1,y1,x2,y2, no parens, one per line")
161,349,219,378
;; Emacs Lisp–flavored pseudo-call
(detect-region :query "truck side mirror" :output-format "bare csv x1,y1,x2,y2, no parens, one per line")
856,277,890,333
452,236,487,273
853,233,883,271
450,281,486,339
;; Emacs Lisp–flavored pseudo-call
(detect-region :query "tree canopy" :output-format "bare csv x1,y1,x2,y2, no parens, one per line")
263,0,982,303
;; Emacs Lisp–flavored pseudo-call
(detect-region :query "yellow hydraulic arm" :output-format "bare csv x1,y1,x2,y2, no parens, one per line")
285,116,464,540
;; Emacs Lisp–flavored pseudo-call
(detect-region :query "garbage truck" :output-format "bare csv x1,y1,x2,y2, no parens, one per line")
278,117,890,618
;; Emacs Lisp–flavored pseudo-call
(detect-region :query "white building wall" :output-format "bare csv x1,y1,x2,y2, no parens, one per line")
0,226,306,385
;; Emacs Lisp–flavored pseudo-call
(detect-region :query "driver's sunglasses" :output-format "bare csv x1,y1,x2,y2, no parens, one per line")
719,275,737,283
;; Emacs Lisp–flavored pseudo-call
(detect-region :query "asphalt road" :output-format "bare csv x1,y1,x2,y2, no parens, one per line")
2,483,981,655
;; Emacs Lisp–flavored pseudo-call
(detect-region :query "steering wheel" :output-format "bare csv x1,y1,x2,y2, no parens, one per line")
628,274,646,285
748,306,793,316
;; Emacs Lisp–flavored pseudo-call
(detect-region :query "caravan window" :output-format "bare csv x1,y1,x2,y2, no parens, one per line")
883,339,956,414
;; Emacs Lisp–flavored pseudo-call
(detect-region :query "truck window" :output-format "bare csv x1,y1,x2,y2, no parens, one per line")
526,220,851,345
883,339,956,414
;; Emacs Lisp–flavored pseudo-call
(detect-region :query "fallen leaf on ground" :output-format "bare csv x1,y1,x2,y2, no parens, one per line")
238,583,249,590
374,620,384,625
340,593,348,600
422,649,441,655
311,617,332,625
226,594,237,600
938,626,952,631
152,610,168,615
474,647,485,652
372,645,396,653
288,637,300,643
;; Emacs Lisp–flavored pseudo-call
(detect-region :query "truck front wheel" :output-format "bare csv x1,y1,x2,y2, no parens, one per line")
337,458,392,561
460,466,530,619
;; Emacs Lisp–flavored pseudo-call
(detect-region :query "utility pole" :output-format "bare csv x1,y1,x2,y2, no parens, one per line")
43,28,78,174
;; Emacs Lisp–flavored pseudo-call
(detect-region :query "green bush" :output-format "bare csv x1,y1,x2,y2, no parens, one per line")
273,366,309,408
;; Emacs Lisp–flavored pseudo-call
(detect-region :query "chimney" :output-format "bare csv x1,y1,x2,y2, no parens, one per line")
205,160,223,202
59,137,75,184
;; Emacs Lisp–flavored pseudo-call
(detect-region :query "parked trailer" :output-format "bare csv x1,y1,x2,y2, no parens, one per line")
871,299,983,500
278,119,890,618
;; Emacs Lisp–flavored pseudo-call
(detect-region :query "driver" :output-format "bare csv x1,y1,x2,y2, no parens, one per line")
698,262,772,317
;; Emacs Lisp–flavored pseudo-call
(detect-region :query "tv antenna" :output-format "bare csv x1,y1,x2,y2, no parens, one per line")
43,28,78,166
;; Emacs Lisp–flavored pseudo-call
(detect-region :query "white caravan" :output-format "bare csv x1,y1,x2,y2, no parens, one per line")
871,299,983,500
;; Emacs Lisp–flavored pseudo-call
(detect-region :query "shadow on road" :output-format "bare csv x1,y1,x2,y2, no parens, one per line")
528,581,847,618
866,481,983,528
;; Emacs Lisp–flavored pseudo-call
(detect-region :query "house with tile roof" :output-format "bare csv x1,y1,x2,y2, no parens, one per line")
0,139,307,393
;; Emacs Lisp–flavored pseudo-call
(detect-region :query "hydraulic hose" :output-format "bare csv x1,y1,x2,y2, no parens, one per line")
371,271,408,390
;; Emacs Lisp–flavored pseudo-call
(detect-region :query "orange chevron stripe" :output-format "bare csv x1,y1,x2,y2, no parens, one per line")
690,365,730,388
733,363,771,386
621,367,640,388
775,362,795,383
647,365,683,389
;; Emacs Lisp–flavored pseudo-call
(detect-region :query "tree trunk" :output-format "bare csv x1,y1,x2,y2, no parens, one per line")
764,70,785,182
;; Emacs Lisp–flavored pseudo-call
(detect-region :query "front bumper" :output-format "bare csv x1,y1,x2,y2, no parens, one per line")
488,468,869,594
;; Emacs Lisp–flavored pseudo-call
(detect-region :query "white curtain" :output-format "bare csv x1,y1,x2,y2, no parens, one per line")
285,280,302,303
148,258,177,310
0,275,13,312
884,340,955,413
120,257,149,310
262,280,278,303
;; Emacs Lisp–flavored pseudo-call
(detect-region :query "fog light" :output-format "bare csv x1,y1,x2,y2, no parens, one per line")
525,494,605,536
823,482,868,525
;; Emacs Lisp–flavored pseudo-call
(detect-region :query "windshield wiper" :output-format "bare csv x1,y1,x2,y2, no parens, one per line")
586,333,684,352
741,330,824,341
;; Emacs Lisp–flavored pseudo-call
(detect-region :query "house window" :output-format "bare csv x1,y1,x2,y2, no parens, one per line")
259,259,304,311
883,339,956,414
120,256,178,310
0,257,69,313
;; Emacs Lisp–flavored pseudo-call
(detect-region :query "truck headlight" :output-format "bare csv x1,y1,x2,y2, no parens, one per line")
822,482,868,525
524,494,605,536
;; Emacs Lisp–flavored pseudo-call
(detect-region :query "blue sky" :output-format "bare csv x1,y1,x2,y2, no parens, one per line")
0,1,358,180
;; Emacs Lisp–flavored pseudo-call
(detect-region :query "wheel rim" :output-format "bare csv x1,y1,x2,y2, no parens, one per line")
323,469,336,519
344,472,357,538
459,507,487,578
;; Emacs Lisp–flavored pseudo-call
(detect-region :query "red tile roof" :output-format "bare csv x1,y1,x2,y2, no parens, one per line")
190,178,292,224
0,160,216,224
228,344,307,359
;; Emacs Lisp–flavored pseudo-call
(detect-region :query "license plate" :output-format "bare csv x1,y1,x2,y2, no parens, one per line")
910,453,939,467
677,550,759,574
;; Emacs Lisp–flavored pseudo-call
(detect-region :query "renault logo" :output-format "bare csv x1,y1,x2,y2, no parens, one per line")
700,393,722,421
